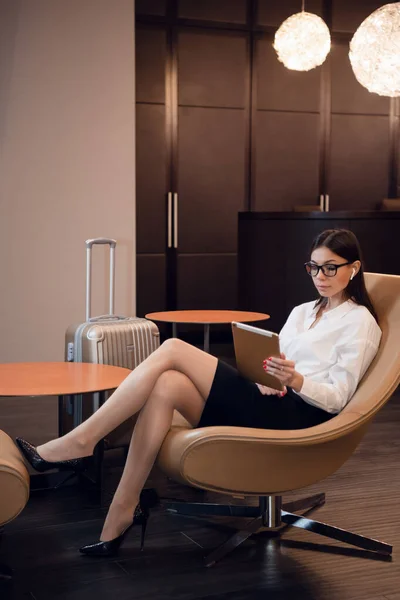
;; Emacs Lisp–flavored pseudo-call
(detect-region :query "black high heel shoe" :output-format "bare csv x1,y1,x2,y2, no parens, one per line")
15,438,89,473
79,503,150,557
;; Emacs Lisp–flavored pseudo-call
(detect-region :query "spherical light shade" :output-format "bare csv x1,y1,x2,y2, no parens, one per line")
349,2,400,97
273,12,331,72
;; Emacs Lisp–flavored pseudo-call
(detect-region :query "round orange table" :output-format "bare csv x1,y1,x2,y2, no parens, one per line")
145,310,269,352
0,362,131,492
0,362,131,433
0,362,130,398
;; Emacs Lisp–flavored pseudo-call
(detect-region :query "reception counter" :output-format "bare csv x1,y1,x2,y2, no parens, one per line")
238,211,400,332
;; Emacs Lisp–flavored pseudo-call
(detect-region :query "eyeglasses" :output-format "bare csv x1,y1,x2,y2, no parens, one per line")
304,261,352,278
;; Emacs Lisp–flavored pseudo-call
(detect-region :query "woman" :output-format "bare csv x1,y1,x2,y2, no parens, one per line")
17,229,381,556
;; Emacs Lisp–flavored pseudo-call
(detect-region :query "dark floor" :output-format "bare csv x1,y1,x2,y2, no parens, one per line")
1,348,399,600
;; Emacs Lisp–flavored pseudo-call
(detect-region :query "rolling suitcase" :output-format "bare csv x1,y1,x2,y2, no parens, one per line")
64,237,160,432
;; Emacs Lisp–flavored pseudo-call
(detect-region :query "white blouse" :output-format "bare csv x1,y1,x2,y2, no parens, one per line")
279,299,382,414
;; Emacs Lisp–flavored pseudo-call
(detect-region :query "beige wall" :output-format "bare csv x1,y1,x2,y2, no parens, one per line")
0,0,136,362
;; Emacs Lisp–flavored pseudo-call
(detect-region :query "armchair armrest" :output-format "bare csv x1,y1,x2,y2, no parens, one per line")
0,431,30,526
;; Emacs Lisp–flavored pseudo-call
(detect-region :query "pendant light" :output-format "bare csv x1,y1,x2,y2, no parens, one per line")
349,2,400,97
273,0,331,71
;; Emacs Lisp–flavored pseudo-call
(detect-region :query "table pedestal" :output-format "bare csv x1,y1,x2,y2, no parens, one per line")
172,322,211,352
29,391,108,493
204,324,210,353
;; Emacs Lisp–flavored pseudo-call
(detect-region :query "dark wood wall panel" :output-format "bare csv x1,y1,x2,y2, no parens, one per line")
136,0,166,17
330,115,389,210
178,30,247,108
177,255,238,310
136,27,166,104
136,104,167,253
136,255,167,317
349,220,400,275
331,43,390,115
257,0,323,27
332,0,385,33
254,112,320,211
257,39,320,112
178,0,247,24
238,219,288,330
177,107,246,253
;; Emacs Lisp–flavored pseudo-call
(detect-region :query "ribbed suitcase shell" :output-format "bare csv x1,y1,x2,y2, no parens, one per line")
63,238,160,439
65,318,160,369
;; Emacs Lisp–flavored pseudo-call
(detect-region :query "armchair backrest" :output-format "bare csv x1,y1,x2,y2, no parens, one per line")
342,273,400,419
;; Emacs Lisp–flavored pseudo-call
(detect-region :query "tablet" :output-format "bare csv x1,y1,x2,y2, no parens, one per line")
231,321,284,391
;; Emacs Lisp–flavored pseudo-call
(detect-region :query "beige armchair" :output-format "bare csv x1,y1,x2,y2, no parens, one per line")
157,272,400,566
0,430,30,579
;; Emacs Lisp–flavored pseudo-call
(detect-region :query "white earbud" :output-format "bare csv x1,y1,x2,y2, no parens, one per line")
350,269,356,281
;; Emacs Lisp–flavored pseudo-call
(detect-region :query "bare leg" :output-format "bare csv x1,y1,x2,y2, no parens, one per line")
37,339,217,462
100,369,205,541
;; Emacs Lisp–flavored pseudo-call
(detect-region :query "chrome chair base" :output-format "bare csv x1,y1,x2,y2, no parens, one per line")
163,493,392,567
0,563,13,580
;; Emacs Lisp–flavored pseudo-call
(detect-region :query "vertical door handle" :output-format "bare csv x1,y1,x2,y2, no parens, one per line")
319,194,324,211
167,192,172,248
325,194,330,212
173,193,178,249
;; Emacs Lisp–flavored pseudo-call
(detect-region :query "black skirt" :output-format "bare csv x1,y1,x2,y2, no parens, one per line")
197,360,333,430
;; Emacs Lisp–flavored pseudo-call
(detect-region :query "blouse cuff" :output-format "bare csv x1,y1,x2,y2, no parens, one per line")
299,375,314,399
298,376,330,412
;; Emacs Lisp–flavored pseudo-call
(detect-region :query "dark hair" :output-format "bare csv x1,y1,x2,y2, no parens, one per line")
311,229,378,322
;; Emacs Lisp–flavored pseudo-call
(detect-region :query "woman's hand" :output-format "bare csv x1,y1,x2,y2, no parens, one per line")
263,353,304,393
256,383,287,397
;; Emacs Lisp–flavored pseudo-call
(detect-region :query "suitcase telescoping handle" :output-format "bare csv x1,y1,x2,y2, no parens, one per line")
85,238,117,321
